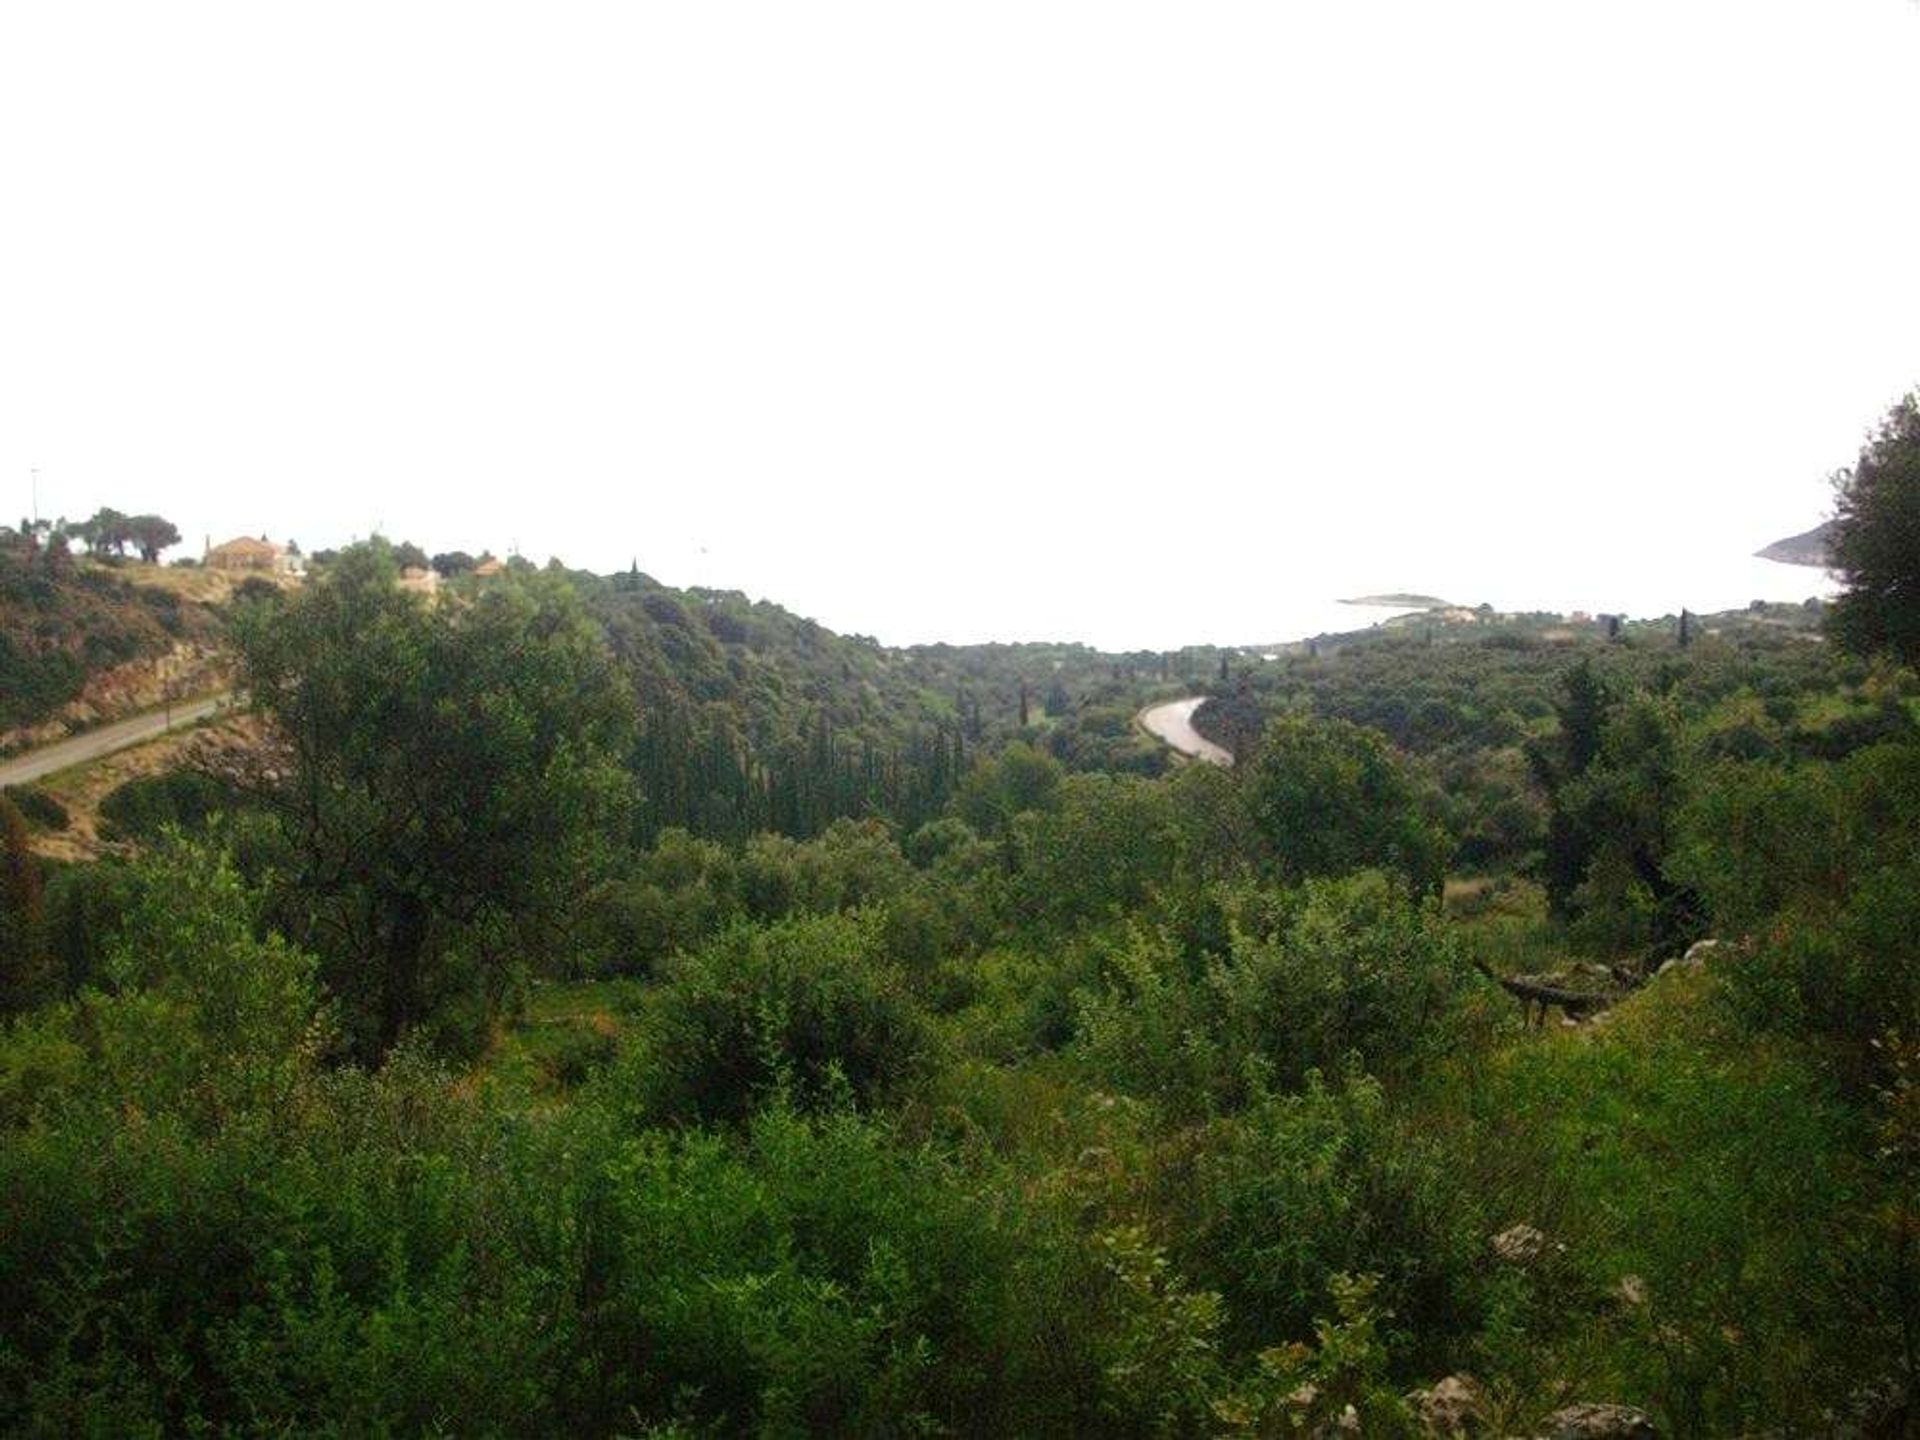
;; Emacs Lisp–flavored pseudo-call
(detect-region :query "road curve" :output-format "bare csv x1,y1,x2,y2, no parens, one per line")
1137,697,1233,766
0,694,231,788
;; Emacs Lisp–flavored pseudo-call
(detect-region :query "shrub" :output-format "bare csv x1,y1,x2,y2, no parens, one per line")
536,1022,618,1088
1242,713,1449,894
580,827,743,975
628,911,933,1125
2,785,68,832
1010,773,1180,930
97,769,248,842
1172,1072,1485,1368
1672,739,1920,1060
1074,873,1478,1114
1454,971,1891,1435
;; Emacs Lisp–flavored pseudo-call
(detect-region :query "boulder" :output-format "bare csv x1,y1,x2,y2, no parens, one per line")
1611,1274,1648,1308
1660,938,1730,976
1491,1223,1553,1265
1409,1374,1480,1434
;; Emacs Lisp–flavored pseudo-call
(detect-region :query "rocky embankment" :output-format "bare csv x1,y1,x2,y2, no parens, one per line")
0,642,231,756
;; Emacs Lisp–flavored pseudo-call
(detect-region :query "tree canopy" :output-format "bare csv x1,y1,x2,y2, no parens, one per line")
1242,713,1447,893
1827,389,1920,665
232,540,635,1057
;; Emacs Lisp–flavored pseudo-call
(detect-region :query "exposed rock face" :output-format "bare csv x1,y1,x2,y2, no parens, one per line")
1534,1402,1657,1438
177,718,288,793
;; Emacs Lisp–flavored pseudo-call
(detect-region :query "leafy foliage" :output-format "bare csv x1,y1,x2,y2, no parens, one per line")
0,543,219,731
97,769,251,842
1,786,68,832
1242,714,1448,894
233,542,635,1058
0,793,52,1012
630,911,933,1126
1074,873,1478,1114
0,574,1911,1435
1828,390,1920,665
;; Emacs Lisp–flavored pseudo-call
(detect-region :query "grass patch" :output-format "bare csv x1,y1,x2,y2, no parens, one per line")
479,977,648,1101
1420,968,1894,1434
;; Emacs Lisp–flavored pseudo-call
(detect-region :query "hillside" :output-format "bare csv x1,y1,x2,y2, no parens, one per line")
550,566,1182,839
0,539,1195,824
0,550,231,751
2,537,1914,1435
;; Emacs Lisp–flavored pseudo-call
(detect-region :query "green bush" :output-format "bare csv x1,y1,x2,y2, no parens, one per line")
1242,714,1450,894
1010,773,1180,930
2,785,68,832
39,857,142,992
1074,873,1478,1114
627,911,933,1125
1672,738,1920,1060
1173,1071,1486,1369
0,1005,1225,1436
97,769,248,842
536,1022,618,1088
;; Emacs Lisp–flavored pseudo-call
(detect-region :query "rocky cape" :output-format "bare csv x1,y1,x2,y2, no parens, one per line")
1755,520,1837,569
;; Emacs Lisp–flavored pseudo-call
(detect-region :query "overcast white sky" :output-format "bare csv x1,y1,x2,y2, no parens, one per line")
4,2,1917,648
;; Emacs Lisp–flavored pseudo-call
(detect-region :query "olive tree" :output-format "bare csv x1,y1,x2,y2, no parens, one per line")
1241,713,1448,894
233,541,634,1058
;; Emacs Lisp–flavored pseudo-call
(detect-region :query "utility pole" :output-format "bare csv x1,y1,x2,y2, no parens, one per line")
30,467,39,527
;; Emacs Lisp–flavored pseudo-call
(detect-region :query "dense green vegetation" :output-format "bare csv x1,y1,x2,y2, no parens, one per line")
585,567,1180,844
1,399,1916,1434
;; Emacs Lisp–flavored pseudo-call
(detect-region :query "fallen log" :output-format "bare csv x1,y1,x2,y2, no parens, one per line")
1474,961,1613,1027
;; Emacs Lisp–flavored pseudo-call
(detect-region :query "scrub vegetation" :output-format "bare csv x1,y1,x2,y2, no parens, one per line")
0,398,1916,1435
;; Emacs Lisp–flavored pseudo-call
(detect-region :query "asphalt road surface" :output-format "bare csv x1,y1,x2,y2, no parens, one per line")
1137,696,1233,766
0,694,230,788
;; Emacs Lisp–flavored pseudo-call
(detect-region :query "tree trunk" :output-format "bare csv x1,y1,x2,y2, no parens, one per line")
377,892,430,1056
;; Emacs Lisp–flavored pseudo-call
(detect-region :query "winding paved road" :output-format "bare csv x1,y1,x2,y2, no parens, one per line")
0,694,230,788
1137,697,1233,766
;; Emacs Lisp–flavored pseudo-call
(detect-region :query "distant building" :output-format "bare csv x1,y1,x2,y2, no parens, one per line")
471,556,504,578
205,534,301,574
398,565,440,597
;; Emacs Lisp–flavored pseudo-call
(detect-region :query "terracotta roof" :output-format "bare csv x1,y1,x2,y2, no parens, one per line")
208,535,280,556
